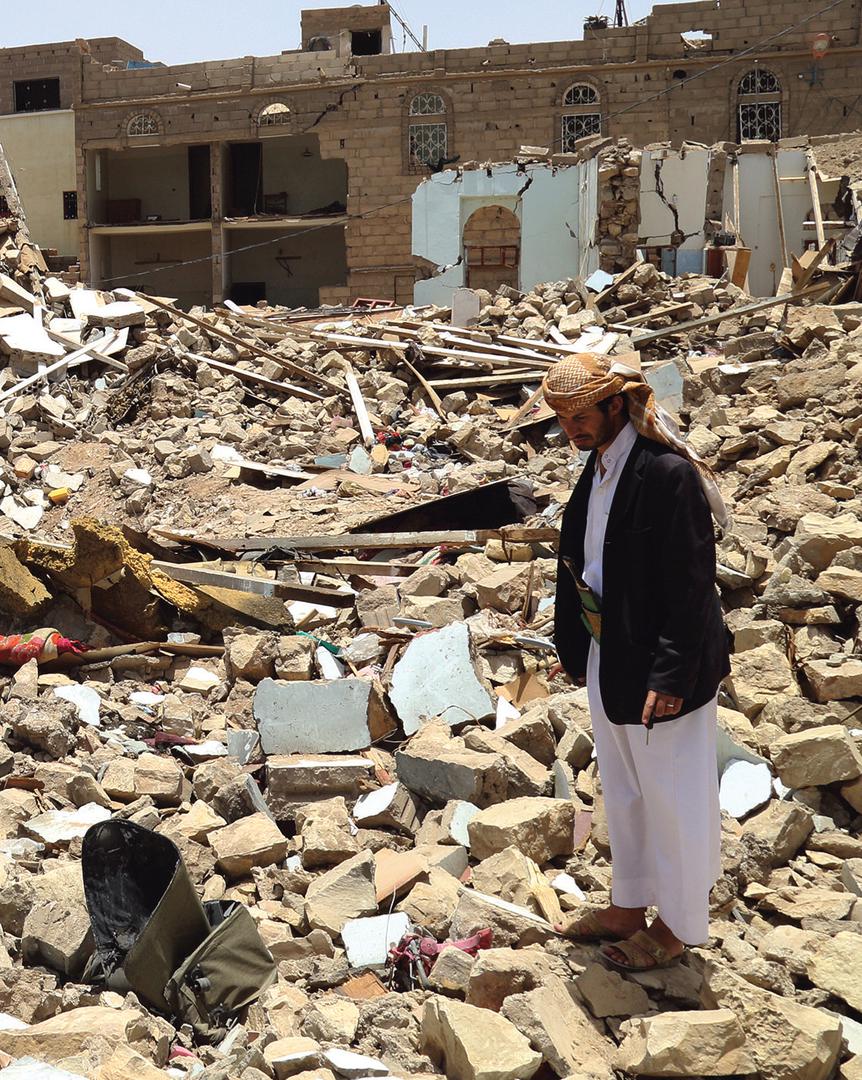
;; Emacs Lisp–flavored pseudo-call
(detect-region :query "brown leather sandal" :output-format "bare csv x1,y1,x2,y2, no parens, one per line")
555,909,621,942
599,930,684,972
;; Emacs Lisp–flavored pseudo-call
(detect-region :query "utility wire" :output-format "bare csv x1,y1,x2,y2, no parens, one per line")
98,0,849,286
581,0,849,136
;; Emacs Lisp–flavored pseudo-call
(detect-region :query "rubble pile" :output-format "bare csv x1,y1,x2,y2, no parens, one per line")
0,205,862,1079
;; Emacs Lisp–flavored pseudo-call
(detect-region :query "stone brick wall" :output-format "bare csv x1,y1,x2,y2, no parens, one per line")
62,0,862,302
0,39,144,115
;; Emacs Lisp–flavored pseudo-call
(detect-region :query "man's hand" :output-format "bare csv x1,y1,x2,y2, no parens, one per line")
548,663,585,687
642,690,683,726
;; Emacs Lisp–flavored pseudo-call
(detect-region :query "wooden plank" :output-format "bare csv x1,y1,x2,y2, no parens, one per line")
313,330,554,370
593,253,644,308
344,363,375,447
399,349,444,417
611,301,693,329
428,371,548,389
732,156,744,247
806,150,827,250
794,238,835,291
153,525,559,554
630,281,833,347
504,383,547,430
294,557,418,578
151,560,356,607
179,350,324,402
725,248,752,290
0,331,118,405
46,328,128,373
772,154,790,269
132,291,346,397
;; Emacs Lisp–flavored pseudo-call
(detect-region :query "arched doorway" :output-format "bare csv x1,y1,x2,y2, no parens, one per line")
462,205,521,292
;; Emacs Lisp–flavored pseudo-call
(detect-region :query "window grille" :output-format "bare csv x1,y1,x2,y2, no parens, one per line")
409,93,446,116
409,122,448,167
127,113,160,137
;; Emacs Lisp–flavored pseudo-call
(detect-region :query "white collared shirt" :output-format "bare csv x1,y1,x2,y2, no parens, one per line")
582,421,638,599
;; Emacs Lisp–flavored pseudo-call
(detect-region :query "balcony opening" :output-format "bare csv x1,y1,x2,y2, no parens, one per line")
87,144,212,225
225,134,347,220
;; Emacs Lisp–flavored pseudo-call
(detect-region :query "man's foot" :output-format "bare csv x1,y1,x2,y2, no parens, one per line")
601,917,685,969
554,904,647,942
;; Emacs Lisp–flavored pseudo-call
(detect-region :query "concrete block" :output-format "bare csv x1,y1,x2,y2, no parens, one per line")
341,912,411,969
254,679,395,755
389,624,495,735
266,756,376,818
353,782,423,835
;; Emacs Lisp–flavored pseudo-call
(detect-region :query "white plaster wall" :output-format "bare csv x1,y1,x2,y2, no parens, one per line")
0,111,77,256
412,162,598,306
724,149,809,297
639,148,709,252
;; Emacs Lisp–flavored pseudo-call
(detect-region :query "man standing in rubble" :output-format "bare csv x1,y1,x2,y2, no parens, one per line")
547,353,730,972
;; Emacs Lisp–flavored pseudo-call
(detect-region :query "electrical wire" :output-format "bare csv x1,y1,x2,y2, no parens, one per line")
97,0,850,286
556,0,850,142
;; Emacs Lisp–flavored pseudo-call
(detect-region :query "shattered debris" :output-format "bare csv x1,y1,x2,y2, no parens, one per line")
0,137,861,1080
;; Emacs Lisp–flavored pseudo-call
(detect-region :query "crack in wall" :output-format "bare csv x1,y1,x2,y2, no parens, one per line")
652,157,699,244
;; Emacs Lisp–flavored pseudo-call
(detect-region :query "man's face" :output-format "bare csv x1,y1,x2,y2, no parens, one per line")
555,403,615,451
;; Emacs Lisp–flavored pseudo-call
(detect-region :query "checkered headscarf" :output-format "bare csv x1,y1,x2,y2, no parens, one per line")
543,353,730,534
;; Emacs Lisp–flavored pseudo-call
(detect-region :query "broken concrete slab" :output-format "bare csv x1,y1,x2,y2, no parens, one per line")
304,850,378,936
468,796,575,863
422,995,543,1080
389,624,495,735
266,756,376,817
254,679,395,755
395,726,507,809
719,758,773,819
771,725,862,788
352,783,423,836
341,912,412,969
209,813,288,878
615,1008,755,1077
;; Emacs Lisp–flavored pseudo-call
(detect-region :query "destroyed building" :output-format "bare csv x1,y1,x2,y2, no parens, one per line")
0,2,862,1078
2,0,862,305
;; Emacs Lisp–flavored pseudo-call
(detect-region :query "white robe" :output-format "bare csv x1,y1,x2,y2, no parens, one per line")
583,424,721,946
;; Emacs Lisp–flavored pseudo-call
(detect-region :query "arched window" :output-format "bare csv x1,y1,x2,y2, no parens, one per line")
408,92,448,169
561,83,601,151
738,69,781,96
127,112,160,137
737,69,782,142
409,93,446,116
258,102,291,127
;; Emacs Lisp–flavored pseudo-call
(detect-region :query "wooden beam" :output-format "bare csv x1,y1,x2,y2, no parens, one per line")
153,525,559,554
630,281,832,347
806,150,827,251
0,331,118,405
46,328,128,373
151,560,356,607
772,153,790,269
428,370,547,389
178,350,324,402
344,363,376,447
294,557,418,578
399,350,444,417
131,291,346,397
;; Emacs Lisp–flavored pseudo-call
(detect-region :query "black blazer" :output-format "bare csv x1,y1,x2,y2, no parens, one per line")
555,434,730,725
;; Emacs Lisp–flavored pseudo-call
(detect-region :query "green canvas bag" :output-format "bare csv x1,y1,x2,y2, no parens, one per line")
83,819,276,1039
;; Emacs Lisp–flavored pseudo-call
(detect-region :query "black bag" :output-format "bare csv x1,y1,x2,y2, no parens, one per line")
82,819,276,1039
